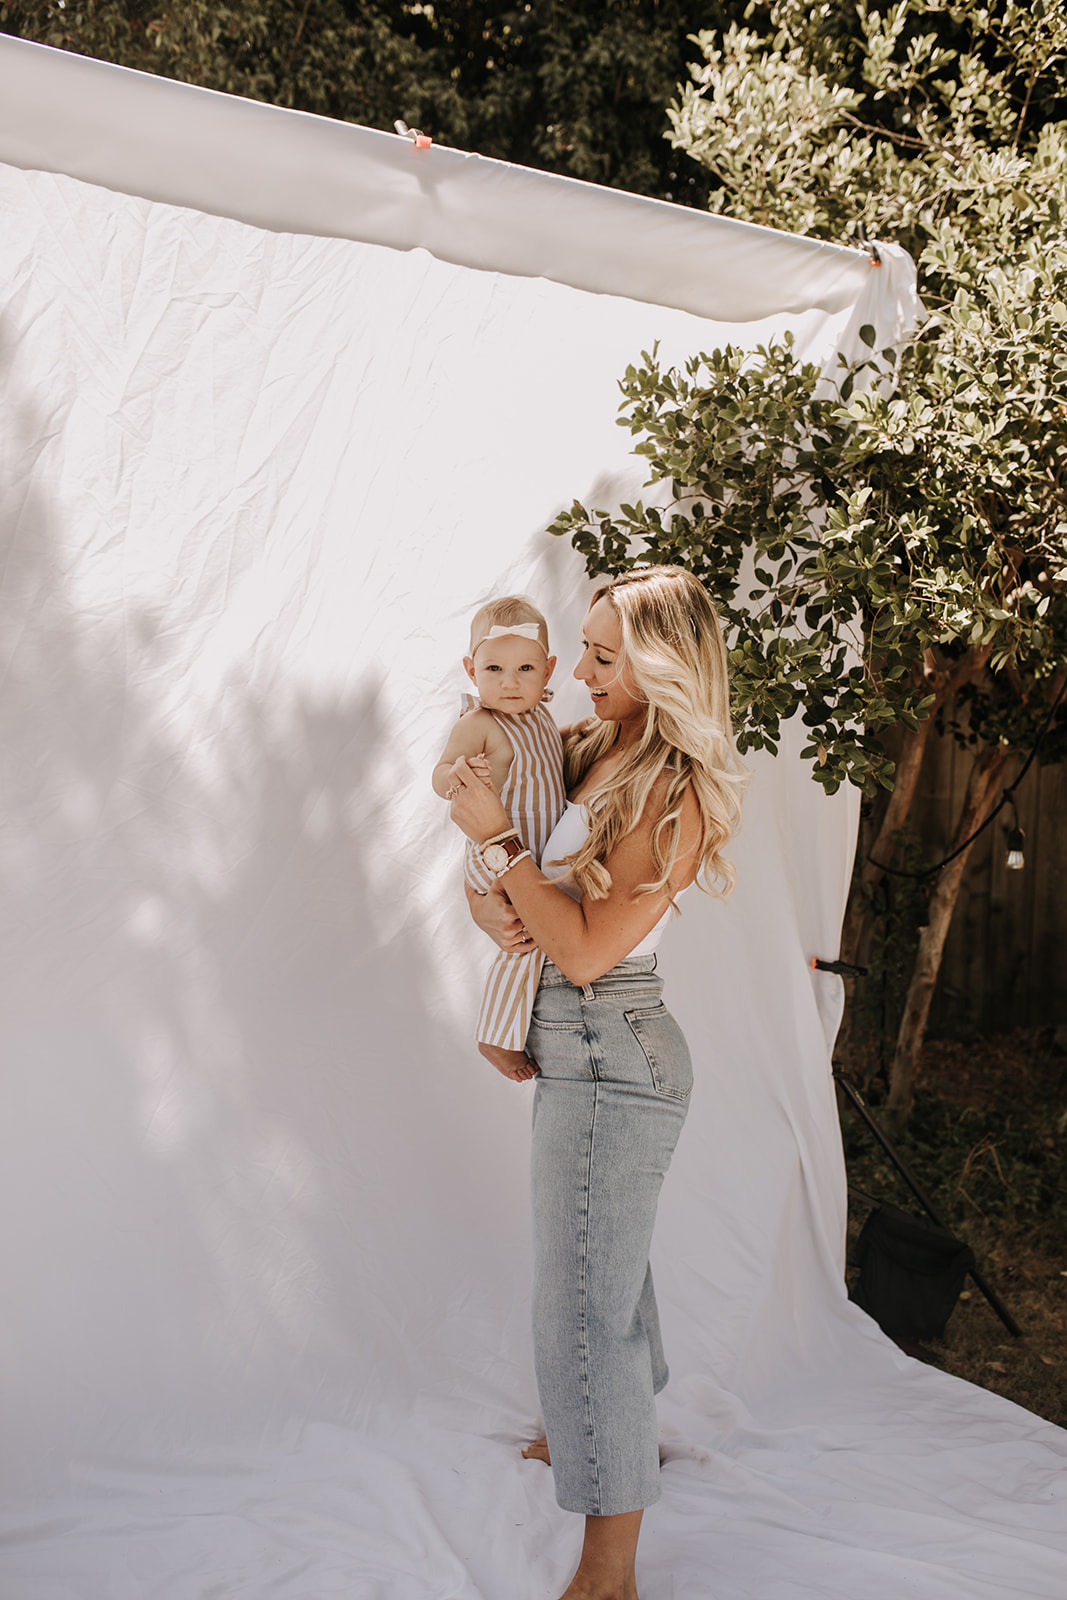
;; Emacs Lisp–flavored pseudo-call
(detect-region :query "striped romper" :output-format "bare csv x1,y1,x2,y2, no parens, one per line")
463,696,566,1052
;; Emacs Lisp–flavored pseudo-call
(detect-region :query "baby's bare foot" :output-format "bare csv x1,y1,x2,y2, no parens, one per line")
478,1042,538,1082
521,1435,551,1464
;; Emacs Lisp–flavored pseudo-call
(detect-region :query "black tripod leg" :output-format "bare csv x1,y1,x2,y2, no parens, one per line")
834,1071,1022,1338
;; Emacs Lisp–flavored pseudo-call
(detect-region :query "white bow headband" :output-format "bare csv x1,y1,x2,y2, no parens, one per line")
484,624,541,643
472,622,547,654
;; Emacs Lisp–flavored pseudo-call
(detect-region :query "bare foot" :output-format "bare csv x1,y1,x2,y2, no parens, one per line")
557,1510,643,1600
521,1435,551,1464
559,1577,638,1600
478,1041,538,1082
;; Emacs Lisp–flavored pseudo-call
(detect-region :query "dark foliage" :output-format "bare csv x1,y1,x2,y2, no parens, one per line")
0,0,752,201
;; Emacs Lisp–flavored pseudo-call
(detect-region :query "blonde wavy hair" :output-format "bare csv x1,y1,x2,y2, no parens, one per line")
558,566,746,903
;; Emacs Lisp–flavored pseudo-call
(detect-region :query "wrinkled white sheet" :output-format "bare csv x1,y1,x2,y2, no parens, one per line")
0,39,1064,1600
0,33,919,332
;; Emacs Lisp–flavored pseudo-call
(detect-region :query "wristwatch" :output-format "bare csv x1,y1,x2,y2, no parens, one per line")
480,830,528,875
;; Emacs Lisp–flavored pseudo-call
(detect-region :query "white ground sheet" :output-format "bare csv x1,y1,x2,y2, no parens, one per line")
0,37,1064,1600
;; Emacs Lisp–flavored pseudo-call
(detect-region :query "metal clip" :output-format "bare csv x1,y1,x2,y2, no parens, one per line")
394,119,432,150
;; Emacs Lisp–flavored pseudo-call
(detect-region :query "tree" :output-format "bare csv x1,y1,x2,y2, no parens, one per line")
0,0,749,202
551,0,1067,1122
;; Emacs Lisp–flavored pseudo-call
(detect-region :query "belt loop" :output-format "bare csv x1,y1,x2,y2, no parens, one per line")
581,981,595,1001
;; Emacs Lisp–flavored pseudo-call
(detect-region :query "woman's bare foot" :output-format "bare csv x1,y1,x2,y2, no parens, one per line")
521,1434,551,1464
478,1041,538,1082
558,1511,643,1600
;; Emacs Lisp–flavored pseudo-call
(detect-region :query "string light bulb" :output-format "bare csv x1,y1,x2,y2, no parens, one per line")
1005,796,1025,871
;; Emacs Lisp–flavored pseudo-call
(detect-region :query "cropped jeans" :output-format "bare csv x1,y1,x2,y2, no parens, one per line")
526,954,692,1516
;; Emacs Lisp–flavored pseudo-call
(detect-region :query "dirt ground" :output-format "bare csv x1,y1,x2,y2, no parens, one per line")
840,1028,1066,1428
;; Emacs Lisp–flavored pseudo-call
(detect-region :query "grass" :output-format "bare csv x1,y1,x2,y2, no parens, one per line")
840,1027,1067,1428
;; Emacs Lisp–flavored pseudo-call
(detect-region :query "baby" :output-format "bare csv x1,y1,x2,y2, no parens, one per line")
433,597,566,1081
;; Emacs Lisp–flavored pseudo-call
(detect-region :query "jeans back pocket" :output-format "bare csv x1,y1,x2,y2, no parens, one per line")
625,1004,693,1101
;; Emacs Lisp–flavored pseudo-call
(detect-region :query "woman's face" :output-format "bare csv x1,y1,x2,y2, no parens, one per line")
574,597,645,729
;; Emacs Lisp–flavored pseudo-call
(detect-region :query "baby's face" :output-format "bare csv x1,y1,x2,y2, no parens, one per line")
465,634,555,715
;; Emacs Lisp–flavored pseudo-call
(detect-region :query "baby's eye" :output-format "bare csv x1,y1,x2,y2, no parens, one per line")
485,664,501,671
519,663,536,671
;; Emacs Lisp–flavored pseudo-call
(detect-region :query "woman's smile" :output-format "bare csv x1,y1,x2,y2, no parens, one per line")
575,596,646,732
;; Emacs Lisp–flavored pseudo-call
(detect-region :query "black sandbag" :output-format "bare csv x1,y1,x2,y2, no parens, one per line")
850,1200,976,1344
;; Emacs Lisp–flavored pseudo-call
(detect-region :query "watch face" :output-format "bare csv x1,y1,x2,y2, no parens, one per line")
482,843,510,873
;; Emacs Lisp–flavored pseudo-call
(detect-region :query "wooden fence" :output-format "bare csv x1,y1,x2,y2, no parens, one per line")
911,735,1066,1036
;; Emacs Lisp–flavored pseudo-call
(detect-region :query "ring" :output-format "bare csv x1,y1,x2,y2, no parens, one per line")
445,785,460,800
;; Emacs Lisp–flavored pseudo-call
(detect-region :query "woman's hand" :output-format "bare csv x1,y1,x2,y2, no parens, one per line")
446,756,512,843
466,881,535,953
466,754,494,788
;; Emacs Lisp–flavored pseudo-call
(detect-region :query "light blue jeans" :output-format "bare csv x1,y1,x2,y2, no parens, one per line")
527,954,692,1516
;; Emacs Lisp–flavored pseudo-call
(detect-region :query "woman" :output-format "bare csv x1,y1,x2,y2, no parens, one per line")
446,566,744,1600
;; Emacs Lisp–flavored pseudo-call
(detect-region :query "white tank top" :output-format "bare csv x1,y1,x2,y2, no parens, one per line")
540,801,675,959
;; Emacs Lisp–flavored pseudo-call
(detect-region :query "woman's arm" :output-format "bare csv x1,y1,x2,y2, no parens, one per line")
465,880,530,951
447,757,701,986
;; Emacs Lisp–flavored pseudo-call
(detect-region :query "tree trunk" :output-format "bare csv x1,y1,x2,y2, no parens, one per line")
834,645,994,1080
833,719,934,1076
884,743,1015,1126
839,717,933,966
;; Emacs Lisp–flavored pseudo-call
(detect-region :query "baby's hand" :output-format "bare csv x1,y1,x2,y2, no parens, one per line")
467,754,493,788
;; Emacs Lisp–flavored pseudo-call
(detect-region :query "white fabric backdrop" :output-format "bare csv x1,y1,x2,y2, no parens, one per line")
0,39,1064,1600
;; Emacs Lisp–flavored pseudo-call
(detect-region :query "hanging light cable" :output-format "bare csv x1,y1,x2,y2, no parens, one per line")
867,672,1066,882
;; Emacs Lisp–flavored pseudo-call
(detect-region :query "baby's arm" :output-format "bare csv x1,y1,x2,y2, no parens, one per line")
432,709,511,797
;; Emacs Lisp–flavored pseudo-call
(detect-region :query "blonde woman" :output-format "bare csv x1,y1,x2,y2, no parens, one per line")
446,566,744,1600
